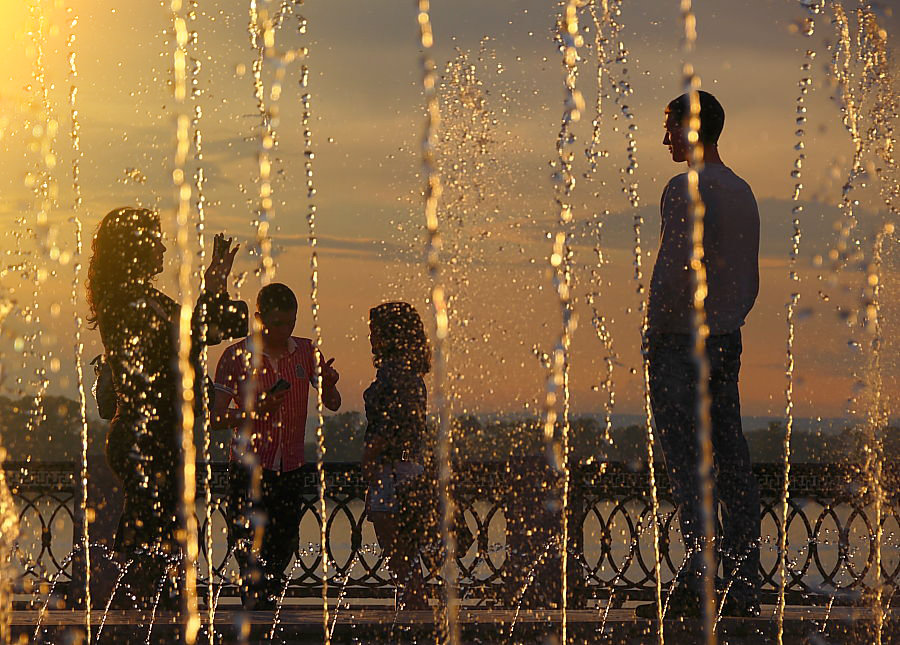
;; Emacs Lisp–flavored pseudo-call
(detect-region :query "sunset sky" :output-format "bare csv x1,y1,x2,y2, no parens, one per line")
0,0,897,424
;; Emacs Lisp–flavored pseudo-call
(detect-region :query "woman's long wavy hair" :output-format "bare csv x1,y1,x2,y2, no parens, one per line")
369,302,431,375
86,207,161,329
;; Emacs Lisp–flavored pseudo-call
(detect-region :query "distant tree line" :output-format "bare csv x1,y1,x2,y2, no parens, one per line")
0,395,107,462
0,395,896,465
440,415,900,466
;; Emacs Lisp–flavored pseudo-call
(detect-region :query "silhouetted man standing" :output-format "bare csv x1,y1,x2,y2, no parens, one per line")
640,91,761,618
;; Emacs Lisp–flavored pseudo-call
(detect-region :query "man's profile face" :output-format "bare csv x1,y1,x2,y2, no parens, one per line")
258,308,297,345
663,110,689,163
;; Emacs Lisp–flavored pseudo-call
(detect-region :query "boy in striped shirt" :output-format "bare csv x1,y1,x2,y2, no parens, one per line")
212,282,341,609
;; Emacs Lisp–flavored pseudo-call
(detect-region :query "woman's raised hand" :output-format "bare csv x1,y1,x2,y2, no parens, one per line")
204,233,239,292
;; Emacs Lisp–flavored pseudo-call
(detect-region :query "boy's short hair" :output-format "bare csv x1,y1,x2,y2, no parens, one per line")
666,90,725,145
257,283,298,315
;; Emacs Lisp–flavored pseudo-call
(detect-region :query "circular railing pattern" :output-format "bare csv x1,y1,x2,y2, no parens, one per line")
6,464,77,586
5,460,898,605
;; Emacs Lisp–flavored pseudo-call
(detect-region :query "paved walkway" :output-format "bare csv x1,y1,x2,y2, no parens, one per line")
17,606,898,644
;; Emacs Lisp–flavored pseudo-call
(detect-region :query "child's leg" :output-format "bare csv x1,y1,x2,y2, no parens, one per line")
372,511,427,609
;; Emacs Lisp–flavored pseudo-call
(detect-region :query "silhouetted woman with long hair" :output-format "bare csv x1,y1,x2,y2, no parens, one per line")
362,301,434,610
86,207,238,608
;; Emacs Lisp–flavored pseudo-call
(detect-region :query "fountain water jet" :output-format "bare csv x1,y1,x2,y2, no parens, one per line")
860,225,888,645
32,543,117,642
231,4,280,642
583,0,619,457
0,443,16,645
301,46,334,645
24,0,57,492
677,2,717,643
601,4,670,641
2,2,900,643
779,3,820,640
185,1,218,636
96,557,133,641
415,1,459,643
169,0,205,640
328,553,360,640
544,3,585,642
582,7,666,643
824,7,897,643
268,542,323,640
65,5,94,642
145,552,184,645
506,535,560,641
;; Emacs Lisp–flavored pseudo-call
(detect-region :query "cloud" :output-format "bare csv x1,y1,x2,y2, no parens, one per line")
272,232,416,261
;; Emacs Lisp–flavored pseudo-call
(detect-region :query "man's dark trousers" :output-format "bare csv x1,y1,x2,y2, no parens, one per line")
227,463,306,607
647,329,761,602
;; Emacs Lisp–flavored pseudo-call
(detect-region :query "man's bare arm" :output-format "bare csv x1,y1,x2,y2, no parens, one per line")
209,388,287,430
209,390,241,430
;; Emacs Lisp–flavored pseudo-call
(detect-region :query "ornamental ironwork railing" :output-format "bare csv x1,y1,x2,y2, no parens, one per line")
4,460,898,606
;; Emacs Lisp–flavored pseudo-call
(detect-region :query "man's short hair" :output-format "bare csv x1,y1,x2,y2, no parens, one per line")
666,90,725,146
257,283,298,315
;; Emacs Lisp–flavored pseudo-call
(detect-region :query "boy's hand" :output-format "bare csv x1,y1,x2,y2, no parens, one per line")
256,389,287,417
319,356,340,388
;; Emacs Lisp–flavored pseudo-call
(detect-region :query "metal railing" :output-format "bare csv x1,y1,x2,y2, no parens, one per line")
5,460,898,606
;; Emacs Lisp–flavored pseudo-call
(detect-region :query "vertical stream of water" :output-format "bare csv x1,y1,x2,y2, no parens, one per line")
677,2,716,643
170,0,202,640
603,2,667,639
546,3,584,642
297,21,333,645
232,4,276,641
66,5,92,641
415,2,457,642
584,2,616,453
863,227,887,645
584,4,665,639
3,3,899,643
779,5,818,639
25,0,56,490
182,1,216,638
827,7,895,642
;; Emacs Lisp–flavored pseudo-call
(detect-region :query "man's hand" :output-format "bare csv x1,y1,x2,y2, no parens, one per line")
209,388,286,429
255,388,287,417
318,355,341,411
319,355,340,388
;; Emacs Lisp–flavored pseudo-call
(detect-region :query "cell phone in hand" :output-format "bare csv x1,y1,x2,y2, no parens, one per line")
268,378,291,394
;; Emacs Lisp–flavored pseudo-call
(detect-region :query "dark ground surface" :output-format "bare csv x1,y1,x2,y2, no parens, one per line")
17,606,900,644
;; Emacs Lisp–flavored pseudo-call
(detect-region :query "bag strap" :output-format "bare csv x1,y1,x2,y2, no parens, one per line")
146,297,171,323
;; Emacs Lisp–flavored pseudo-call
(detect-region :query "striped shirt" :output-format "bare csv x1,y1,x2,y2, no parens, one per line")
213,336,316,471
